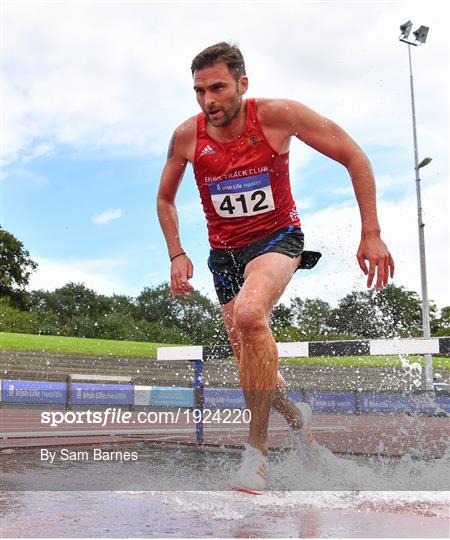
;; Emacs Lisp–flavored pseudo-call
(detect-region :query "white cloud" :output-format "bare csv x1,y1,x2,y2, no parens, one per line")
27,181,448,308
91,208,122,225
21,143,54,163
3,1,448,173
27,256,135,296
5,0,448,314
297,198,315,212
280,180,449,308
331,186,355,197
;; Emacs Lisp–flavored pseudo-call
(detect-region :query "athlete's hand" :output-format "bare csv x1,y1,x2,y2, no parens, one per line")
357,233,394,291
170,255,194,299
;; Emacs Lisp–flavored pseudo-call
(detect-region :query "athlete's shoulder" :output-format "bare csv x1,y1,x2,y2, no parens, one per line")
256,98,315,136
169,115,198,161
173,115,198,142
255,98,306,121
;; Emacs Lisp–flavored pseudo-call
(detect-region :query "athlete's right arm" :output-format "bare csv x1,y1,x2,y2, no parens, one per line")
157,127,194,299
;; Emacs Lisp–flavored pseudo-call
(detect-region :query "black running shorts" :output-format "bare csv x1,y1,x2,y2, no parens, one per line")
207,226,321,305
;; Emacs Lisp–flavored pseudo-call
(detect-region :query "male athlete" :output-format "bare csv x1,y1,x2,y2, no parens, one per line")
157,42,394,494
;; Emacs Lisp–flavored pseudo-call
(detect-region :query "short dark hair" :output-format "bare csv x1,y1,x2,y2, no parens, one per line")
191,42,246,81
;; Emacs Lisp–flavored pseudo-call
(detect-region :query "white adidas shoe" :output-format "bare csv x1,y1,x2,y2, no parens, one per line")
295,402,322,469
230,443,268,495
295,402,313,441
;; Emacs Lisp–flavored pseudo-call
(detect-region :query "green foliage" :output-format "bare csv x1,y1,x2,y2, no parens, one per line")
271,324,304,343
136,283,175,325
4,282,442,343
66,312,187,343
327,285,425,339
29,283,105,326
0,227,38,308
136,283,227,345
9,281,226,344
0,298,40,333
0,298,64,335
433,306,450,336
144,322,191,344
35,312,65,336
69,312,145,341
271,303,293,328
290,298,333,340
0,228,445,347
1,227,446,345
271,303,301,342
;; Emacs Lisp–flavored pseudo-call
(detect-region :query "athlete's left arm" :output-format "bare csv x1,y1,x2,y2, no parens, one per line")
278,99,394,290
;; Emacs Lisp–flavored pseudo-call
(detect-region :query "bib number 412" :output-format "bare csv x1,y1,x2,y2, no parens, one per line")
213,187,275,218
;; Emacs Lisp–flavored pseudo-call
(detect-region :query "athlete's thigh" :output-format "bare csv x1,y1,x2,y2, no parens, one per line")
239,251,301,315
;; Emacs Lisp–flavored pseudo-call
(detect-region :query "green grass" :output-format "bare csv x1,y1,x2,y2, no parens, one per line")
279,355,450,369
0,332,175,357
1,331,449,368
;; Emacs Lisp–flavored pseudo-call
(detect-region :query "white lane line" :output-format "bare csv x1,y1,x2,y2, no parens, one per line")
1,425,348,439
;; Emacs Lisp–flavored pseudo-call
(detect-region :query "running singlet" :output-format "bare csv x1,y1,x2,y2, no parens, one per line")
193,98,301,249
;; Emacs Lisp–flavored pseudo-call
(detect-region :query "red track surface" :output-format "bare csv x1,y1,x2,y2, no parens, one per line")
1,407,448,457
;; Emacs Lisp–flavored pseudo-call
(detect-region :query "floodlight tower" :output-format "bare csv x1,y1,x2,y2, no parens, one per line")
399,21,433,391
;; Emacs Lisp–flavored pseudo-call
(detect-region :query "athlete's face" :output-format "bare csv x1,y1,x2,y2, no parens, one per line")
193,62,248,127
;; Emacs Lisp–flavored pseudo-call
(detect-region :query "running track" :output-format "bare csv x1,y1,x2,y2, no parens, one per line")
1,407,448,457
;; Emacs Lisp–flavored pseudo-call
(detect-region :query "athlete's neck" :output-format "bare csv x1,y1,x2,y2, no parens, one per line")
208,100,247,142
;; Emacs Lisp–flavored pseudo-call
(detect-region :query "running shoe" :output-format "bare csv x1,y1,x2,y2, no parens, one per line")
230,443,268,495
294,401,322,469
295,402,314,443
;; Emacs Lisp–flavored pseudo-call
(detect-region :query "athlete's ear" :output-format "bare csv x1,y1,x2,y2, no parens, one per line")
239,75,249,96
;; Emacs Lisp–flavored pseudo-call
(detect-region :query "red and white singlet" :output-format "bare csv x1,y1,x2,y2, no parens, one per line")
193,98,301,249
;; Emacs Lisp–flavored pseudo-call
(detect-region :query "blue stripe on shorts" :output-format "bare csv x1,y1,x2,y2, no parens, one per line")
259,225,295,253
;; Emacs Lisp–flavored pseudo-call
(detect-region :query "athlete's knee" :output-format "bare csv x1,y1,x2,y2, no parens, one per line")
233,302,267,335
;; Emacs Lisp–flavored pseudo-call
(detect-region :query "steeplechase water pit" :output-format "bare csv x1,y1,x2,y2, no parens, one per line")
1,443,449,537
1,337,449,537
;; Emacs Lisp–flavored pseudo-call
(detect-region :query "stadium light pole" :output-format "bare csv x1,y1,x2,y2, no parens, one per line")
399,21,434,391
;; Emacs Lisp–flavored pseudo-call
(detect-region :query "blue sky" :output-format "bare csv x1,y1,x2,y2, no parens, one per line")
2,0,449,308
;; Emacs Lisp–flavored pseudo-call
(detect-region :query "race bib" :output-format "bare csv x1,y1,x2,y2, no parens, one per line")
208,172,275,218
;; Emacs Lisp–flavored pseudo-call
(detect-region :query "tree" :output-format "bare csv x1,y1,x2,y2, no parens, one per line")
328,285,427,339
290,297,332,340
136,283,227,345
0,227,38,307
433,306,450,336
136,283,181,329
106,294,139,318
271,303,293,329
270,302,304,342
31,282,104,327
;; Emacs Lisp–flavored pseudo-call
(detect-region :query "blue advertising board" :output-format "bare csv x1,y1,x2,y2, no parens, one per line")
204,388,245,409
408,394,447,414
204,389,303,409
2,379,66,404
358,393,413,414
436,395,450,413
305,391,356,413
149,386,194,407
2,377,447,414
70,383,134,405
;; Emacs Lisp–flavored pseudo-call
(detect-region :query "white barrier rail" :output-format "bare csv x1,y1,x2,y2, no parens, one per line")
157,337,450,361
157,336,450,443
